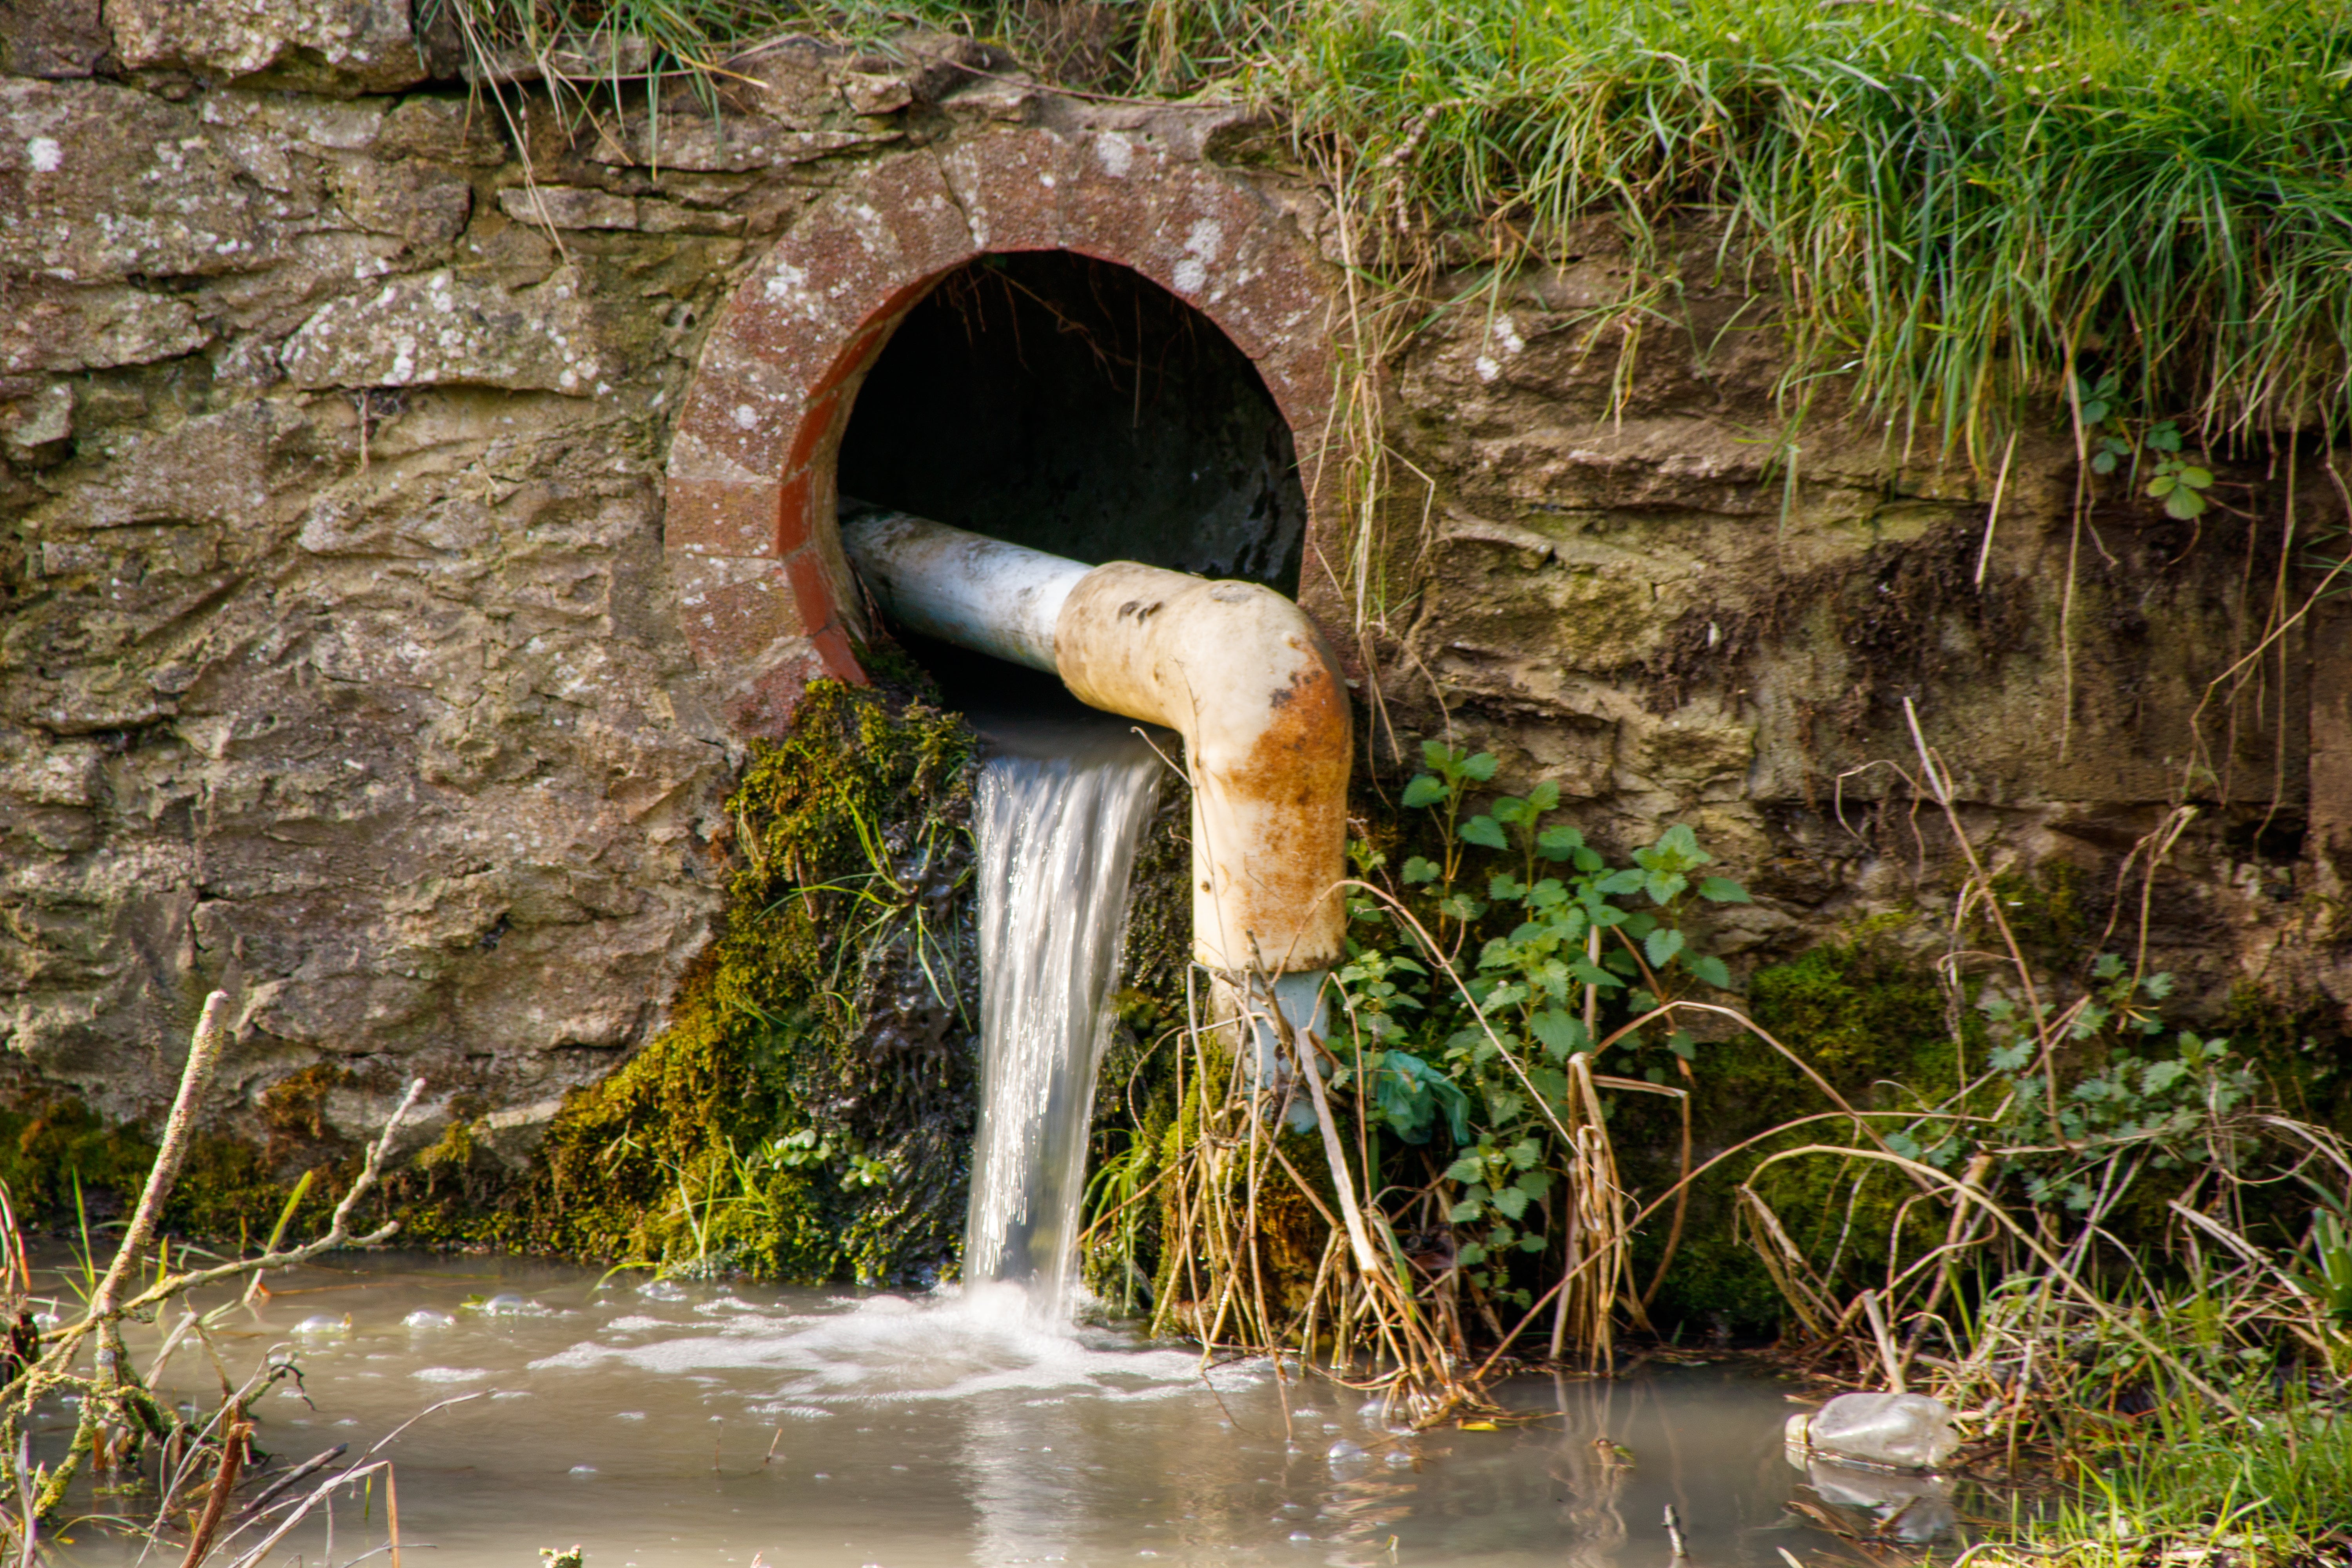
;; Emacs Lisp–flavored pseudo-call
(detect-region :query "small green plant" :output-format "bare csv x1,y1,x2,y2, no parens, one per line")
2292,1184,2352,1327
1332,742,1749,1318
2141,421,2216,519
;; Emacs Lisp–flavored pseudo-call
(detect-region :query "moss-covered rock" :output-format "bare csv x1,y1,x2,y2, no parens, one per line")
507,679,982,1286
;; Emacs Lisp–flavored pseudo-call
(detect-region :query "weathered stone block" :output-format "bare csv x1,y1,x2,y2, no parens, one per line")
588,116,889,174
281,268,611,393
0,81,277,283
108,0,428,95
329,160,474,248
0,285,210,375
0,0,107,76
0,383,73,464
498,185,641,232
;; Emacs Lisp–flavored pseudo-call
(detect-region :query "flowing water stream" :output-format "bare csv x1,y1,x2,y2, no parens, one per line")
963,710,1163,1309
34,706,1924,1566
40,1252,1840,1568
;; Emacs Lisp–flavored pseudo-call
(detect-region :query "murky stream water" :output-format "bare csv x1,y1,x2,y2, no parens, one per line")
38,1252,1850,1568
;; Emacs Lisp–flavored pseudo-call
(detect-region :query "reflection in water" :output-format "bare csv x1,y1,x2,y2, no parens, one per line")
38,1252,1858,1567
1800,1456,1961,1543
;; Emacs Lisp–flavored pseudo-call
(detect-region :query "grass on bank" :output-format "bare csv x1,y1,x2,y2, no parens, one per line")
442,0,2352,460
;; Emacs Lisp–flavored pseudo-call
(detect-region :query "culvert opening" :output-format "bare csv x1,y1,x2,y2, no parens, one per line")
838,250,1308,611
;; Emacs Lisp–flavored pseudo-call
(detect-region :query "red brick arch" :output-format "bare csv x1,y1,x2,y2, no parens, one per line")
664,125,1343,736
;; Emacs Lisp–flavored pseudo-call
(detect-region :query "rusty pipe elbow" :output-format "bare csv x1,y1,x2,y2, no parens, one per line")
841,509,1351,977
1052,563,1350,975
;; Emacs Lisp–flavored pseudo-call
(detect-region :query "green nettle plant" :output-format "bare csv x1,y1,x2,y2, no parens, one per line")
1329,742,1749,1312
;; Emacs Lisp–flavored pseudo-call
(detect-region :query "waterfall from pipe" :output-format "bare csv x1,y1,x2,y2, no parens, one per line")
963,715,1163,1312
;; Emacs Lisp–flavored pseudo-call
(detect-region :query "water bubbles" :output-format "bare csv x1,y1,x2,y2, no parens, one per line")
483,1292,530,1314
636,1279,688,1302
569,1465,597,1476
1326,1439,1369,1475
1385,1448,1417,1469
403,1308,456,1329
294,1314,349,1336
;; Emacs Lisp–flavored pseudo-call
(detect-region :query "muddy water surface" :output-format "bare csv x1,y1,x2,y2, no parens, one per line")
53,1253,1837,1568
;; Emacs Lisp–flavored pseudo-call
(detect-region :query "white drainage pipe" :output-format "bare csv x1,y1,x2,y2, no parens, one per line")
840,507,1351,986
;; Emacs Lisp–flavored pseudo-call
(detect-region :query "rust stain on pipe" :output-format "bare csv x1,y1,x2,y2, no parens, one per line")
1054,563,1351,975
844,512,1352,976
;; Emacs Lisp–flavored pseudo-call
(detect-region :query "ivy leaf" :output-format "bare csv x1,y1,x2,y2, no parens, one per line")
1492,1186,1530,1221
1401,855,1440,885
1462,753,1499,782
1697,877,1751,904
1401,774,1448,809
1448,1198,1483,1224
1644,926,1686,967
1455,1242,1486,1269
1667,1029,1699,1061
1527,782,1561,812
1461,816,1508,850
1443,1154,1485,1185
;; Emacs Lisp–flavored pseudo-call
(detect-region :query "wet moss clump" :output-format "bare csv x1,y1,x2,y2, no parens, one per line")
1628,921,1963,1337
517,679,982,1286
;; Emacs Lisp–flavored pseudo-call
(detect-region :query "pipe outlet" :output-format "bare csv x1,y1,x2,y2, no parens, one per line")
842,507,1351,976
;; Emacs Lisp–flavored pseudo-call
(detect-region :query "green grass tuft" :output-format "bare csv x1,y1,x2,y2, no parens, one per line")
447,0,2352,458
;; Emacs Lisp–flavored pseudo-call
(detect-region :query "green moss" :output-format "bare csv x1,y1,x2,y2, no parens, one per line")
517,679,982,1286
0,1093,158,1224
1627,922,1964,1334
1985,862,2095,969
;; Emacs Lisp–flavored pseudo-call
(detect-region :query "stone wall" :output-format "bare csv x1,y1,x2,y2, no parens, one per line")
1,2,2342,1148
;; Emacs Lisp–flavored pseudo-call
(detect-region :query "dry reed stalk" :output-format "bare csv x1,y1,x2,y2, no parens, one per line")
176,1418,248,1568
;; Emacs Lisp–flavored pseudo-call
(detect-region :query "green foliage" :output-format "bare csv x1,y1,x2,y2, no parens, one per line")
524,679,981,1285
1331,741,1750,1303
459,0,2352,458
2291,1185,2352,1328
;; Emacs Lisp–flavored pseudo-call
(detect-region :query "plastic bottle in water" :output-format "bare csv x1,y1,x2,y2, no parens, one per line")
1782,1392,1959,1471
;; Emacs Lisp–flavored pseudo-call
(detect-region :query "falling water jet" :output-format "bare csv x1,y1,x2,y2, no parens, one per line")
962,716,1162,1312
844,505,1352,1321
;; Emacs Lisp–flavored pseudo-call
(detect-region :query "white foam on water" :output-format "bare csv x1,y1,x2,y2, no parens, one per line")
528,1283,1211,1405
